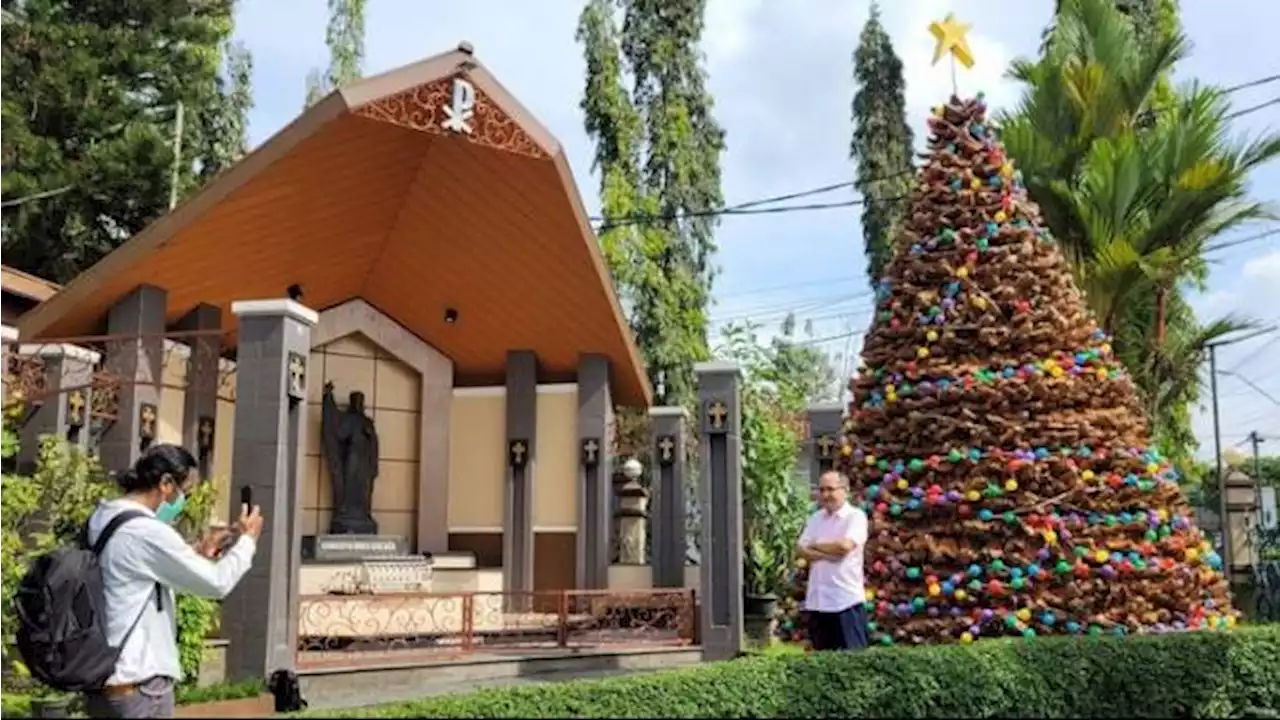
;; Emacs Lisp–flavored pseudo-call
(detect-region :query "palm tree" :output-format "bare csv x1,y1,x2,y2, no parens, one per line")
1000,0,1280,467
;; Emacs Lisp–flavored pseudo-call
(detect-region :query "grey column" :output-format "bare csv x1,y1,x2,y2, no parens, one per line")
650,406,688,588
99,284,167,473
178,304,222,477
695,361,744,661
17,344,99,469
576,354,612,590
806,403,844,491
504,350,537,604
221,299,315,681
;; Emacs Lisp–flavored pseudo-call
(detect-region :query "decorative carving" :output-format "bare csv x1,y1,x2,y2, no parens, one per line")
657,435,676,466
352,74,549,160
706,399,729,434
65,390,86,429
287,352,307,401
509,439,529,469
582,437,600,467
816,434,838,459
197,415,216,456
138,403,157,447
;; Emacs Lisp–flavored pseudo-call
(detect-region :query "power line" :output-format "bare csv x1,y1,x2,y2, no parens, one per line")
1220,371,1280,408
1223,74,1280,94
1226,96,1280,121
1228,334,1279,372
1204,227,1278,254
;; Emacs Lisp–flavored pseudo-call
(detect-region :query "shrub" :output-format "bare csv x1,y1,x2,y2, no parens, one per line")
305,626,1280,718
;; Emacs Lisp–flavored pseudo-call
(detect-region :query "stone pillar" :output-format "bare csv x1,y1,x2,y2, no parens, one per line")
695,361,744,661
221,299,315,681
1224,468,1260,618
650,406,688,588
614,474,649,564
178,304,222,479
576,354,612,590
99,284,167,473
17,344,100,469
504,351,537,604
806,403,843,492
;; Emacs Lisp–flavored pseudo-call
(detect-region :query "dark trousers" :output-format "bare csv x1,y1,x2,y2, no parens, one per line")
807,603,869,651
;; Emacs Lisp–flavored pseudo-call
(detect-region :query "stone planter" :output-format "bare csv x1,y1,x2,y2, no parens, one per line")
175,693,275,718
743,593,778,619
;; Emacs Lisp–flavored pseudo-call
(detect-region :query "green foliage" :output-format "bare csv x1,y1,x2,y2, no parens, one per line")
719,321,822,598
578,0,725,406
851,2,915,287
175,677,266,705
304,626,1280,718
1001,0,1280,473
1,0,252,282
1,435,117,648
305,0,366,106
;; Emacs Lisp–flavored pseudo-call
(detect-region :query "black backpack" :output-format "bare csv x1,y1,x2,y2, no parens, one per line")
14,510,156,692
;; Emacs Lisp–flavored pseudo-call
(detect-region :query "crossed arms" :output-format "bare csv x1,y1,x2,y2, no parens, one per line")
797,510,868,563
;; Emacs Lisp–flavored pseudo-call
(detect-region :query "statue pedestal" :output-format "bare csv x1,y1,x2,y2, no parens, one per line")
302,534,408,562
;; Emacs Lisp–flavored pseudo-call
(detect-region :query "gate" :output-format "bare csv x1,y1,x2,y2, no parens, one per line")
2,329,235,463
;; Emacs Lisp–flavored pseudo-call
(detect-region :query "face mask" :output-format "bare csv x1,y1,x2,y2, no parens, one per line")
156,491,187,524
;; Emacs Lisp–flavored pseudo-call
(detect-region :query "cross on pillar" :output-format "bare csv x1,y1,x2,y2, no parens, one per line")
66,391,86,427
198,416,215,453
139,403,157,437
583,438,599,464
511,441,527,465
287,352,306,399
659,436,675,462
707,400,728,430
817,435,837,458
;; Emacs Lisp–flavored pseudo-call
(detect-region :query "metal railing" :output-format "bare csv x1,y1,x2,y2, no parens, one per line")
295,588,697,669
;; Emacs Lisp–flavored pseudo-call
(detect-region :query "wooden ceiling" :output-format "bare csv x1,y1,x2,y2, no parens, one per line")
15,45,651,407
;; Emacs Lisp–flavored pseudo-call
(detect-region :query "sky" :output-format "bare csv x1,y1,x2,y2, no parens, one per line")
232,0,1280,460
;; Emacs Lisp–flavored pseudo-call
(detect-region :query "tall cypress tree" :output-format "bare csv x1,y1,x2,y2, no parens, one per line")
850,2,915,288
1,0,250,282
305,0,366,107
578,0,725,405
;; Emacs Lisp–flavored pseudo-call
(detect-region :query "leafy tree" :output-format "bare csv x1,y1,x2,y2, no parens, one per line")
1,0,251,283
578,0,726,407
305,0,366,107
717,323,811,601
1000,0,1280,473
850,2,915,287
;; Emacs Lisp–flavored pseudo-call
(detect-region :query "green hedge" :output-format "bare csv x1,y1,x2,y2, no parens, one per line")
310,625,1280,718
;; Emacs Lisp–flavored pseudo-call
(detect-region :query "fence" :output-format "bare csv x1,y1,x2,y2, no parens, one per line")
296,588,696,669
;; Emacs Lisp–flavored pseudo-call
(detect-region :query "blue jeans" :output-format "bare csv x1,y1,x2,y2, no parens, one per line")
808,603,869,651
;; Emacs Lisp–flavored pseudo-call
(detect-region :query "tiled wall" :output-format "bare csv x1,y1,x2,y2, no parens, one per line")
301,332,422,544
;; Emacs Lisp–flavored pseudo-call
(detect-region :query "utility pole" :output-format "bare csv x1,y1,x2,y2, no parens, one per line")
168,101,185,211
1207,326,1276,572
1248,431,1265,481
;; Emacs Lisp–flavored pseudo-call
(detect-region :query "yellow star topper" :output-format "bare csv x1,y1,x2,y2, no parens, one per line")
929,14,975,69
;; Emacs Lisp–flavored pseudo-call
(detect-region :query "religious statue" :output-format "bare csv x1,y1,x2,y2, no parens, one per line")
321,381,380,535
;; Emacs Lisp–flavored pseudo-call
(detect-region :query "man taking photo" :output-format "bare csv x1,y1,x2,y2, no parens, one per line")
83,443,262,719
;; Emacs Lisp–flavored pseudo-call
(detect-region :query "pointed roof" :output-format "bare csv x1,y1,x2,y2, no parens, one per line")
17,43,651,406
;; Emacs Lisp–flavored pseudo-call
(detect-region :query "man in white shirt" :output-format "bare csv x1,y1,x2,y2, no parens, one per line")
797,470,870,651
83,444,262,719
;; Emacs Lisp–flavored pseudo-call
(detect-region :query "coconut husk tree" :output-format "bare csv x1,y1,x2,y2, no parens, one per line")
837,93,1235,646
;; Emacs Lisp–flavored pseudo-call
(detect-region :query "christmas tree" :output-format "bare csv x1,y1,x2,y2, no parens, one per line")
837,94,1235,646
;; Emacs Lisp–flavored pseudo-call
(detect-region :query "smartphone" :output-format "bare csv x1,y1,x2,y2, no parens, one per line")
240,486,253,509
